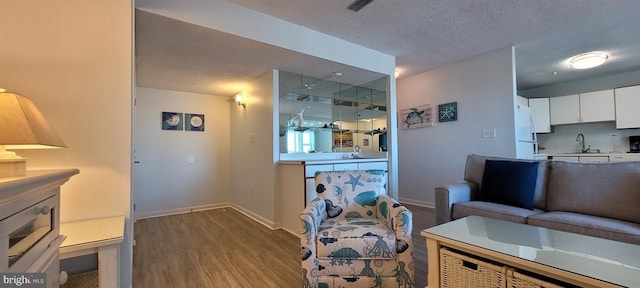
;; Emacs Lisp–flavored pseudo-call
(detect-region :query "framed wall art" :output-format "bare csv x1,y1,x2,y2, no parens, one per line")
399,104,434,130
162,112,183,130
438,102,458,122
185,113,205,131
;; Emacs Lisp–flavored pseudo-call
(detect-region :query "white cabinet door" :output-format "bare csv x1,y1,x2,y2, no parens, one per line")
610,154,640,162
550,94,580,125
517,95,529,107
609,155,626,162
305,164,333,177
357,161,388,170
333,163,358,171
551,156,579,162
615,85,640,129
578,156,609,163
529,98,551,133
580,90,615,123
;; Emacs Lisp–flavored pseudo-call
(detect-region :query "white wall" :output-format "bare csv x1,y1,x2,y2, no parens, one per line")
0,1,133,286
134,88,231,218
396,47,517,206
230,71,279,226
538,122,640,153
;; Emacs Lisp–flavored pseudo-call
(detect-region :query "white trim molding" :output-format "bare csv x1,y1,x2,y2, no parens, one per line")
134,202,231,221
399,198,435,209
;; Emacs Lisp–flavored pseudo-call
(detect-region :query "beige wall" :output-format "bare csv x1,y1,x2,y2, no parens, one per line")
230,71,279,225
396,47,517,206
0,1,133,286
134,87,232,218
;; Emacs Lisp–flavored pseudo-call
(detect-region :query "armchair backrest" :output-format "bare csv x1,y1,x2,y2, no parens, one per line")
314,170,387,219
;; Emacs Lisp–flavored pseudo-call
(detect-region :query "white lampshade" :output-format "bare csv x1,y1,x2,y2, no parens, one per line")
0,92,66,177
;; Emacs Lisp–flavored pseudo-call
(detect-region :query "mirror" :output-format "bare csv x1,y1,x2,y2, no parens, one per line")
278,71,388,154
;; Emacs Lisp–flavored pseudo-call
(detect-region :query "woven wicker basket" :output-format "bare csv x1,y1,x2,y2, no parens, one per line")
440,248,507,288
507,269,567,288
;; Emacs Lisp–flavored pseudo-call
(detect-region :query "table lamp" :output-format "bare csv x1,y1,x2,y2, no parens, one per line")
0,92,66,177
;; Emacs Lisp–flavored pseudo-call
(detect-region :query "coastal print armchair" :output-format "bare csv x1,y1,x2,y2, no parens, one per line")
300,170,414,288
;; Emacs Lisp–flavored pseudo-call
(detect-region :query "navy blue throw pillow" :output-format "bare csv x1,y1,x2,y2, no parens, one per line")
480,160,539,210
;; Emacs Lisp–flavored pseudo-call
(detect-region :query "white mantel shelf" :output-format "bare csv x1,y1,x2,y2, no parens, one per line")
0,169,79,191
0,169,79,219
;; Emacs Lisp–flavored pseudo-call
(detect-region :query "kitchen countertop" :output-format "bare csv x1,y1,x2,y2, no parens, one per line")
279,158,387,165
279,151,387,162
547,152,636,157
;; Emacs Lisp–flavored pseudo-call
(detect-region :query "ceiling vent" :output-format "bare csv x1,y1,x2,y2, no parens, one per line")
347,0,374,12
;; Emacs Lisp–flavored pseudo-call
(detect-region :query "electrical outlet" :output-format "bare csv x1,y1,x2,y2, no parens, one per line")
482,129,496,138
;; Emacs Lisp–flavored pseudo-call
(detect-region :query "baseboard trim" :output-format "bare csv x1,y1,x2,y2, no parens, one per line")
133,203,282,232
230,204,277,230
133,203,302,238
399,198,435,209
134,202,231,220
280,226,299,237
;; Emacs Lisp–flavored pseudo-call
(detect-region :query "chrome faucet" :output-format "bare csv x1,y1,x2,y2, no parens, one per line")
576,133,590,153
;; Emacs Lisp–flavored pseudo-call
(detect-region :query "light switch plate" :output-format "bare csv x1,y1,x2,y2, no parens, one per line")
482,129,496,138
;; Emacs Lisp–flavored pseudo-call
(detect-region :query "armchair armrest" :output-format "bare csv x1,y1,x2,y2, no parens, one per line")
376,194,413,274
376,195,412,240
299,197,326,284
300,197,326,239
435,182,477,225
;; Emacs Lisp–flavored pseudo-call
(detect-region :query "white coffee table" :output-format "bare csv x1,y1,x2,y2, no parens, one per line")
421,216,640,288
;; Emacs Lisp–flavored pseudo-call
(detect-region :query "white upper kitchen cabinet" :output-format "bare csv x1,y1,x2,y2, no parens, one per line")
615,85,640,129
579,89,615,123
550,94,580,125
529,98,551,133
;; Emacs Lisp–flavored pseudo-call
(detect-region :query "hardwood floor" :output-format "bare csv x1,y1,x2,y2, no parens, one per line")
133,208,300,288
133,204,436,288
405,203,437,288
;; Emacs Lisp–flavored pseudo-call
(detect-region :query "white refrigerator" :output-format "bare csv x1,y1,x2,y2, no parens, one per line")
515,104,538,159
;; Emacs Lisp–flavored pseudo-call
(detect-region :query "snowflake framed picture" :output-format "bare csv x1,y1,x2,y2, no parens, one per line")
438,102,458,123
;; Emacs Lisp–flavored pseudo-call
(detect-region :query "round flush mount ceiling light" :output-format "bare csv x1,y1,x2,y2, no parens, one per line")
569,51,609,69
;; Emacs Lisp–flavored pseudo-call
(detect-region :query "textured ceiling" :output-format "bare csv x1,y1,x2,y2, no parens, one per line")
136,0,640,97
135,10,385,97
